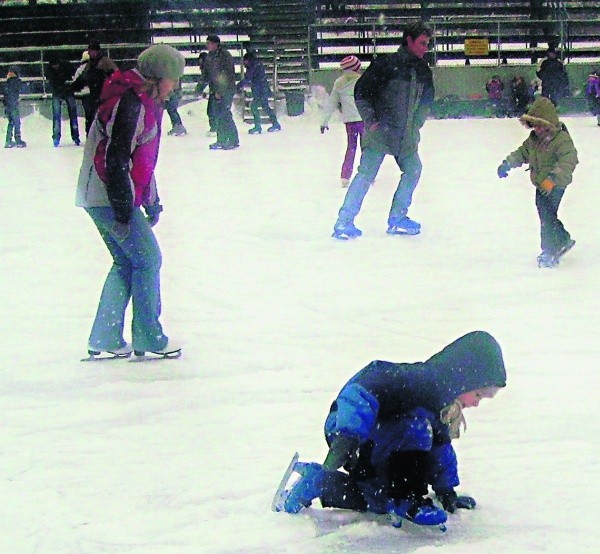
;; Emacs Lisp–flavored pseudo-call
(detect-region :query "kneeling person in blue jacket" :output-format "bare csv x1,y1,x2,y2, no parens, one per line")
278,331,507,527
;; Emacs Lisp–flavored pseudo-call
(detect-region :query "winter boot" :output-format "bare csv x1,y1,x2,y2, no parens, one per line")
267,122,281,132
282,462,327,514
387,497,448,527
248,125,262,134
387,216,421,236
332,222,362,240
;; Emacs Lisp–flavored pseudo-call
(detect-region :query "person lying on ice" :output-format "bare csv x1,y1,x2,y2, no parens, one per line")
276,330,507,528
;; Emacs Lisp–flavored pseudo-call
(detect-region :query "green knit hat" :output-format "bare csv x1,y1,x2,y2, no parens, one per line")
137,44,185,83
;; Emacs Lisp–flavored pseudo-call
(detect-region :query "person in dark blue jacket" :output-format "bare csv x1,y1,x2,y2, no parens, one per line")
237,51,281,134
3,66,26,148
276,331,507,528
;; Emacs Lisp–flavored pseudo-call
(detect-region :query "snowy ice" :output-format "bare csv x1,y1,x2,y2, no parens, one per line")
1,96,599,553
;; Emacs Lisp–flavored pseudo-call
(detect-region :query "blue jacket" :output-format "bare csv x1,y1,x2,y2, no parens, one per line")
237,57,271,99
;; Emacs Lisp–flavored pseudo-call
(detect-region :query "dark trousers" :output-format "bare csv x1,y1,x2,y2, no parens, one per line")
320,451,430,513
52,94,80,142
250,94,278,127
213,91,239,145
535,187,571,254
5,106,21,143
207,94,217,131
165,95,182,127
83,95,99,136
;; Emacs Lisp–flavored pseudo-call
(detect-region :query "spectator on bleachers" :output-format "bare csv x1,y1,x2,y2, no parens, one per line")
195,51,217,136
536,48,569,107
71,39,118,134
203,34,239,150
509,75,530,117
585,70,600,126
485,75,506,118
46,54,80,147
237,51,281,135
2,66,26,148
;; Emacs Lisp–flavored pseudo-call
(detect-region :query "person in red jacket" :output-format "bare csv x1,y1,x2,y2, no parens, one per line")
76,44,185,360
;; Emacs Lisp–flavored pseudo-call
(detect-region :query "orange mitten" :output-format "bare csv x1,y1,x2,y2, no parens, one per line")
539,177,555,196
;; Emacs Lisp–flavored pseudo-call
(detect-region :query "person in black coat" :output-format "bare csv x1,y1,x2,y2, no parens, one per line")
237,51,280,134
276,331,507,528
2,66,26,148
46,55,80,146
70,39,118,134
332,21,435,239
536,48,569,107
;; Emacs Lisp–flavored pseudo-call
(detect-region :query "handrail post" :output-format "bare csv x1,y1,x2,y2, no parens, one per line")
497,22,501,65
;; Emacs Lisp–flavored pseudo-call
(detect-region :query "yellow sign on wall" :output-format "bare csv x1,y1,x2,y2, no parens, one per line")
464,38,489,56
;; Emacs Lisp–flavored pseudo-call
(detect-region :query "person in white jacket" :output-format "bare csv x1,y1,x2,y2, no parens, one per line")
321,56,364,187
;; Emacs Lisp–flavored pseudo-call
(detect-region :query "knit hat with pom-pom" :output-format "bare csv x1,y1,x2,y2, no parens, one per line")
137,44,185,83
340,55,361,72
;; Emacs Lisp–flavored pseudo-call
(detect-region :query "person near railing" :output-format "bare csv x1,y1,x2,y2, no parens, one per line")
536,47,569,107
585,69,600,126
2,66,26,148
203,35,239,150
71,39,118,135
165,83,187,136
320,55,364,187
46,54,81,147
332,22,434,240
509,75,530,117
195,51,218,136
237,51,281,135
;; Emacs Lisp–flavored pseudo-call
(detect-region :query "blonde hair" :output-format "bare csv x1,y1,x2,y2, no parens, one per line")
440,400,467,439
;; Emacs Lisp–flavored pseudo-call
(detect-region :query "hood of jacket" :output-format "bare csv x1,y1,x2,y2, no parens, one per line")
99,68,145,104
425,331,507,407
520,96,560,130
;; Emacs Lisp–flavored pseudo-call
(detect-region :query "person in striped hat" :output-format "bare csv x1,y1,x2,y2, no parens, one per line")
321,55,364,187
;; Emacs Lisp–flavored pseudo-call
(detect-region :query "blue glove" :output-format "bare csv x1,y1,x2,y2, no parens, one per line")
436,489,476,513
320,125,329,134
111,221,130,240
144,203,163,227
497,160,511,178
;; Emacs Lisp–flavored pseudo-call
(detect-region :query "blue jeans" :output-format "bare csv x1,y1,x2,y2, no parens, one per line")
250,94,277,127
336,148,422,226
85,207,168,352
165,95,182,126
52,94,80,142
5,106,21,143
213,91,239,145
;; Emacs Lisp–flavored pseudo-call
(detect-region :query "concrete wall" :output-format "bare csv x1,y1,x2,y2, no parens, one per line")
310,63,598,99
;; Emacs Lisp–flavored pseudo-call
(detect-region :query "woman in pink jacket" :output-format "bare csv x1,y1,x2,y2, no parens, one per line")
76,44,184,360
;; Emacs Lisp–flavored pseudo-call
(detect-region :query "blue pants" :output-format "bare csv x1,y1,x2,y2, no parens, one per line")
52,94,80,143
213,91,239,145
535,187,571,254
336,148,422,226
165,95,182,127
5,106,22,143
85,207,168,352
250,94,277,127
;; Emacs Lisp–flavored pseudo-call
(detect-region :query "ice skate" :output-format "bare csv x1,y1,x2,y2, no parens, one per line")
272,453,326,514
248,126,262,134
387,498,447,530
554,239,575,261
133,341,182,359
340,178,350,188
332,222,362,240
537,251,559,268
168,123,187,136
267,122,281,132
387,216,421,236
82,342,133,361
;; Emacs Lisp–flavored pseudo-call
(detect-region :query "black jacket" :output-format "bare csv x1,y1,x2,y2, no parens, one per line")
46,60,75,98
2,75,21,108
355,46,434,157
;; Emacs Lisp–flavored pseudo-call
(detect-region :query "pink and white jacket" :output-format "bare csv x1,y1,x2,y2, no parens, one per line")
76,68,163,223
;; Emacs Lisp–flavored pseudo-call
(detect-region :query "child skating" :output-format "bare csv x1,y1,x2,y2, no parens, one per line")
497,96,578,268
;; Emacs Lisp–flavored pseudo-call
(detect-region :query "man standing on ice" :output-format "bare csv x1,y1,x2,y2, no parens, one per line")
332,21,434,240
